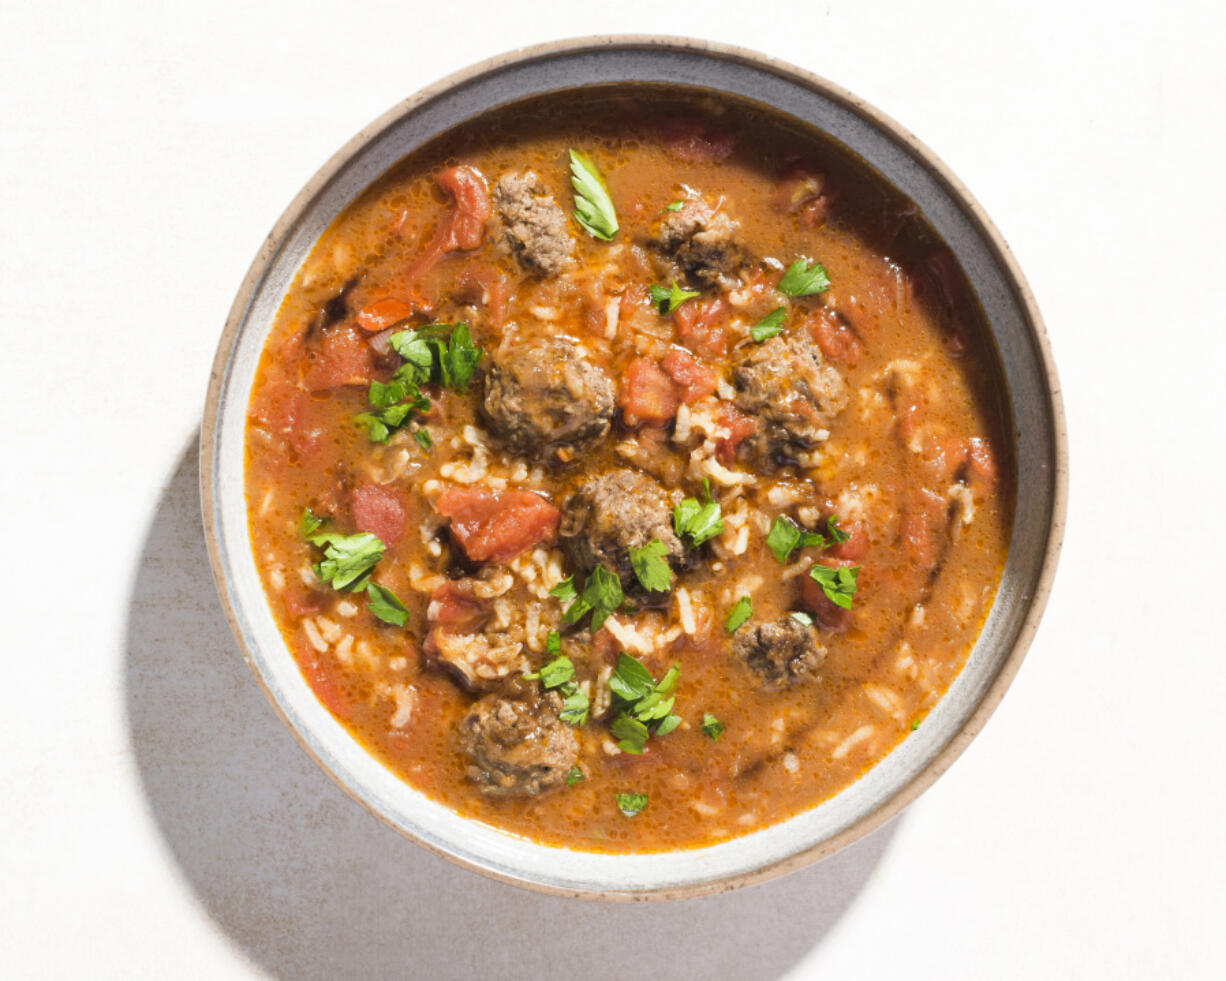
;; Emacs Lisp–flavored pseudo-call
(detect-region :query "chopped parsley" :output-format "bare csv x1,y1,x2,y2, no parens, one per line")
911,719,921,732
548,575,578,605
545,630,561,658
559,565,624,631
725,596,753,633
615,792,648,817
750,306,787,342
825,514,851,545
607,654,681,753
648,281,700,314
664,200,684,212
789,610,815,626
413,428,432,451
808,564,861,609
523,651,589,728
567,766,586,786
354,322,482,443
569,149,618,241
365,582,408,626
765,515,828,563
673,493,724,548
629,538,673,592
701,713,725,741
778,257,832,296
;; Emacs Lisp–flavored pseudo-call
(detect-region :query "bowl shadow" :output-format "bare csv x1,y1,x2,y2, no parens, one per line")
124,434,900,980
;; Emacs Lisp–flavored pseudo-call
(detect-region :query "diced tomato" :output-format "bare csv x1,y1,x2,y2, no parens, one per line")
799,559,859,633
351,483,407,545
284,585,328,618
900,488,947,571
661,348,717,404
248,380,325,456
829,519,870,561
715,405,758,464
405,165,492,286
293,647,347,715
436,487,560,563
658,118,736,162
620,358,681,425
355,297,417,333
303,324,376,391
806,309,864,367
453,263,510,330
673,297,729,358
771,166,833,227
426,580,487,633
930,437,999,493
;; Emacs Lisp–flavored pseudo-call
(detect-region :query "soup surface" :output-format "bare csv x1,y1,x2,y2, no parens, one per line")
245,89,1012,852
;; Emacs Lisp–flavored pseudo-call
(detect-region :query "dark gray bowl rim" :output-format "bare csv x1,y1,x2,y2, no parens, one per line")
200,35,1067,900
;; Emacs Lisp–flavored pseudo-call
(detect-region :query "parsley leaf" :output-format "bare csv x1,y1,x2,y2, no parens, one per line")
609,653,656,702
549,575,578,606
365,582,408,626
536,656,576,689
778,257,832,296
615,792,648,817
789,610,815,626
299,508,324,538
569,149,618,241
311,532,384,592
664,200,684,212
629,539,673,592
910,718,921,731
765,515,829,563
701,713,724,741
826,514,851,545
751,306,787,342
561,566,623,631
673,496,723,548
545,630,561,658
611,713,650,754
558,685,590,727
648,281,700,315
413,428,432,451
655,714,681,736
567,765,585,786
725,596,753,633
808,564,860,609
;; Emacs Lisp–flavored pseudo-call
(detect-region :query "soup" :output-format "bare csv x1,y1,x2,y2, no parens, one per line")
245,89,1012,852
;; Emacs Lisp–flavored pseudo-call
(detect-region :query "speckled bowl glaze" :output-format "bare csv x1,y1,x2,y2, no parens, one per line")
201,36,1066,900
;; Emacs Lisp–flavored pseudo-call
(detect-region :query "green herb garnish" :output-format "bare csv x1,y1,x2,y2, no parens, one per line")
549,575,578,605
808,564,860,609
608,654,682,753
751,306,787,342
569,149,618,241
789,610,815,626
778,257,832,296
910,719,921,732
365,582,409,626
701,713,724,741
664,200,684,212
310,532,384,592
673,495,724,548
648,281,700,315
615,792,648,817
629,538,673,593
765,515,828,563
567,766,586,786
560,566,624,631
725,596,753,633
413,428,432,451
826,514,850,545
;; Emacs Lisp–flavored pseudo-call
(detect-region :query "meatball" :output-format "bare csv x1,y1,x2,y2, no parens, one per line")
482,337,616,463
732,333,848,465
733,617,826,689
493,171,575,276
558,468,685,588
458,687,578,798
649,198,747,289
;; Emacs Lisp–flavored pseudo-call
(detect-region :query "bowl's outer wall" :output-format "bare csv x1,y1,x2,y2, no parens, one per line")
201,36,1066,900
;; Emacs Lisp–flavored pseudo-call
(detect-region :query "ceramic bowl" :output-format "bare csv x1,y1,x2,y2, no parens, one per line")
201,36,1067,899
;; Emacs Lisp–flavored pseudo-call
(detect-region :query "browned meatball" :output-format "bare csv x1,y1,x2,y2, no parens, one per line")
649,198,747,289
732,617,826,689
558,468,685,589
493,171,575,276
458,687,578,798
732,333,848,466
482,337,615,463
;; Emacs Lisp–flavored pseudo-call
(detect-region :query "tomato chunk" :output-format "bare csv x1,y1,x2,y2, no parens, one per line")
406,165,491,286
806,309,864,367
620,357,681,425
673,297,729,359
715,405,758,464
304,324,376,391
658,118,736,162
661,348,717,404
352,483,407,545
901,488,947,572
248,380,325,456
436,487,560,563
355,297,417,333
427,580,487,633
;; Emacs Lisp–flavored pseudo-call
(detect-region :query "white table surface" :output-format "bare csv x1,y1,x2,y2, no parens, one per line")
3,1,1223,977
